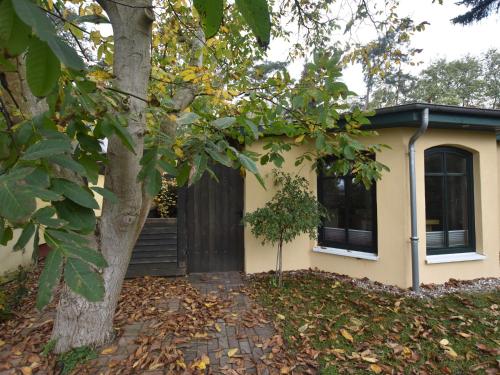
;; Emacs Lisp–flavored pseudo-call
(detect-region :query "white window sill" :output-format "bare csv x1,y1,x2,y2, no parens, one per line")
313,246,379,261
425,252,486,264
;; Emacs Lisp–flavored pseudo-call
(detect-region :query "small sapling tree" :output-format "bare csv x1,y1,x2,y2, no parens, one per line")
244,170,326,287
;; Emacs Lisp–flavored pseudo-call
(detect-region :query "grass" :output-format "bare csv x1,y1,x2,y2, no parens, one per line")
251,272,500,374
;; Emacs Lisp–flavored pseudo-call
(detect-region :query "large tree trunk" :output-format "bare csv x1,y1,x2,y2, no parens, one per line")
51,0,154,353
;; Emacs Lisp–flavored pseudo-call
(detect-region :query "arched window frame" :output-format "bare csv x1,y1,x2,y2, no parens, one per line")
424,146,475,255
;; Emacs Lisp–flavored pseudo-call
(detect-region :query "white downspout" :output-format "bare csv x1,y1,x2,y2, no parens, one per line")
408,108,429,292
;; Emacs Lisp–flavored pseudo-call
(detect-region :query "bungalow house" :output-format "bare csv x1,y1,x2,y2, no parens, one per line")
245,103,500,288
1,103,499,289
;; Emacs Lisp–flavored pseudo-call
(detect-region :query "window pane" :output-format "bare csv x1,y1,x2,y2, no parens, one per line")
446,175,469,247
425,153,443,173
446,153,467,174
321,178,346,244
425,175,445,249
348,179,373,247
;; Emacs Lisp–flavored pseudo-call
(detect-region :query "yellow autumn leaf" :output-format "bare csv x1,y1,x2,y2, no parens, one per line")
192,354,210,369
298,324,309,333
361,356,378,363
174,146,184,158
439,339,449,346
101,346,118,355
444,346,458,359
340,328,354,343
370,364,383,374
227,348,239,357
276,313,286,320
295,134,305,143
0,339,5,347
176,359,186,369
215,323,222,332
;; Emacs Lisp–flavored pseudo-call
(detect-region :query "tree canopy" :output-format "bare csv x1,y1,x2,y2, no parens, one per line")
367,49,500,109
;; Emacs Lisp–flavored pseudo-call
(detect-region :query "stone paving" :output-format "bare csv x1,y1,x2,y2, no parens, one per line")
182,272,276,374
92,272,277,374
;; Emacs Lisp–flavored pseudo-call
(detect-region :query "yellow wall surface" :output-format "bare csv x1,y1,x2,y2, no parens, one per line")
244,128,500,287
0,229,35,276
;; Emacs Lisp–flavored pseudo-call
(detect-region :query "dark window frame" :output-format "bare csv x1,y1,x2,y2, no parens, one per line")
317,161,378,254
424,146,476,255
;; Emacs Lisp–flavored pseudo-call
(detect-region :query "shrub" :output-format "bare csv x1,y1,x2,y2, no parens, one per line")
154,175,178,218
244,170,327,287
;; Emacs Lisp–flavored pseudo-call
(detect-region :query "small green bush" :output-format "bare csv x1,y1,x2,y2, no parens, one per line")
244,170,326,287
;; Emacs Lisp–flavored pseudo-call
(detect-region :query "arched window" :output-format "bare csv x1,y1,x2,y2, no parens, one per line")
425,147,475,254
317,159,377,254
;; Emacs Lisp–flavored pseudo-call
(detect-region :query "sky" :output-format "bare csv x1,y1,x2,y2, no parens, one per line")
267,0,500,96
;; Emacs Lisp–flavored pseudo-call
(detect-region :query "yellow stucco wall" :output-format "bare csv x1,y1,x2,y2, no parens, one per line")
0,229,35,276
244,128,500,287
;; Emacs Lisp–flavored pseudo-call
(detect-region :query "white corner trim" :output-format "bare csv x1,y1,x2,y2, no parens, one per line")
425,252,486,264
313,246,379,261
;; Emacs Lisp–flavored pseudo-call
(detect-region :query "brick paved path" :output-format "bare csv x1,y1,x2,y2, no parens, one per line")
180,272,276,374
91,272,277,374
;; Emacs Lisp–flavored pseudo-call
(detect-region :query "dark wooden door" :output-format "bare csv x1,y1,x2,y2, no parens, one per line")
178,165,244,273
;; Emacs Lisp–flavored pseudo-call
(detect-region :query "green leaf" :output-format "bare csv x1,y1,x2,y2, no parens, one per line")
32,225,39,262
14,222,36,251
0,226,13,246
12,0,56,42
177,112,200,126
64,258,105,302
47,155,87,176
91,186,118,205
343,145,356,160
34,206,67,228
54,199,96,234
206,147,233,167
45,228,88,246
22,138,72,160
144,169,162,197
0,180,36,223
52,179,99,209
157,159,178,177
47,37,85,70
36,248,63,309
190,153,207,185
65,246,107,268
212,117,236,129
107,118,135,153
0,0,15,43
237,152,259,174
26,37,61,97
235,0,271,47
193,0,223,39
23,185,63,202
0,132,11,160
0,167,34,183
5,14,30,56
176,163,190,187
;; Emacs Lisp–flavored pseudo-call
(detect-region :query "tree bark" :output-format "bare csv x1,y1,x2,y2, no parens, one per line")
51,0,154,353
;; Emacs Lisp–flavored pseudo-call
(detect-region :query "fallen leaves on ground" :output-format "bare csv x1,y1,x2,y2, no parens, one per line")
250,270,500,374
